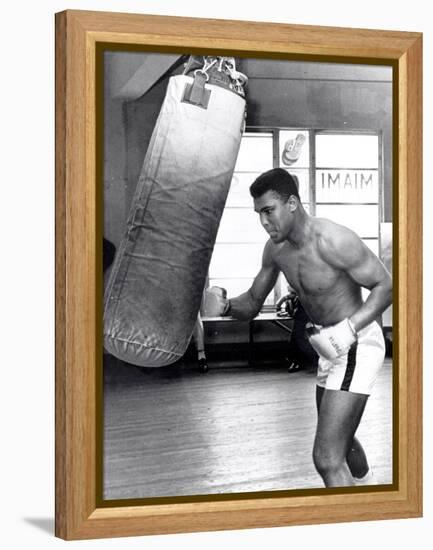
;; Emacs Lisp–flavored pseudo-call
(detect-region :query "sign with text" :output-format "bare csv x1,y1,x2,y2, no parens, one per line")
316,169,378,203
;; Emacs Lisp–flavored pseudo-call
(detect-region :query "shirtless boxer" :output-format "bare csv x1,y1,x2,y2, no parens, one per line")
215,168,392,487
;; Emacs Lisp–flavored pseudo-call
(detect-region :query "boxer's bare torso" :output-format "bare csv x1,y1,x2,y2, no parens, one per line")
267,219,364,326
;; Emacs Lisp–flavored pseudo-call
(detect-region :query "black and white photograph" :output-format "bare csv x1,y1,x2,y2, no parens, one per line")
102,51,394,501
3,0,430,545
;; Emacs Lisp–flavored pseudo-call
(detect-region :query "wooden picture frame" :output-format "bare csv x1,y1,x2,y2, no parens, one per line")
55,9,422,540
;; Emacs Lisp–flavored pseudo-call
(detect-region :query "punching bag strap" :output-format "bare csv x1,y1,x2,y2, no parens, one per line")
182,70,211,109
182,55,248,108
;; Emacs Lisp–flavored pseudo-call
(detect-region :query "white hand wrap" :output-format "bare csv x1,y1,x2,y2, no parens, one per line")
306,318,357,360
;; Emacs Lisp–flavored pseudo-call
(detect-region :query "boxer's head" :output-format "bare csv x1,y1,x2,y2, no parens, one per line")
250,169,303,243
249,168,300,203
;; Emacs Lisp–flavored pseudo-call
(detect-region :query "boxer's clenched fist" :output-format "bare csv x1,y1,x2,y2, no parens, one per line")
203,286,231,317
306,318,357,360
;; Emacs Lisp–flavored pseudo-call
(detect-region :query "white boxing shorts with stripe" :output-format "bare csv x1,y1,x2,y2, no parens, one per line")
316,321,386,395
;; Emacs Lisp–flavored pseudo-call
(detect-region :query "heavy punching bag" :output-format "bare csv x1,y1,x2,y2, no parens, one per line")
104,56,247,367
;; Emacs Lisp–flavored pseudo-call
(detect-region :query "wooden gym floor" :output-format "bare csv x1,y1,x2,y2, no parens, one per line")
102,355,393,500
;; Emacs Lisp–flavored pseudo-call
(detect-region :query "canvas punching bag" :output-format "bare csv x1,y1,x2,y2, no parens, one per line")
104,56,247,367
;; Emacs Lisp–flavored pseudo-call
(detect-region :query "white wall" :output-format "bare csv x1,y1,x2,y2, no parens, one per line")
1,1,430,548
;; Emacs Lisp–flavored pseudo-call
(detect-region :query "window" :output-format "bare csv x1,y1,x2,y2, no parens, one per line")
208,129,383,310
315,133,380,257
210,132,274,304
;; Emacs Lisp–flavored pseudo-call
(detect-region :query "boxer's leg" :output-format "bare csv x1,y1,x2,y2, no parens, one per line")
316,386,369,479
346,437,369,478
313,388,368,487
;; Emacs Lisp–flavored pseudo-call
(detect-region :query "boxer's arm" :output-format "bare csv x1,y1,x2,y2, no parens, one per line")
321,225,392,332
228,241,280,321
